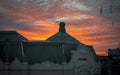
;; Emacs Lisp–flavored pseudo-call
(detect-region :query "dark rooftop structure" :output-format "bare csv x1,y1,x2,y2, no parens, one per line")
0,31,27,41
47,22,80,44
0,22,101,75
0,22,80,64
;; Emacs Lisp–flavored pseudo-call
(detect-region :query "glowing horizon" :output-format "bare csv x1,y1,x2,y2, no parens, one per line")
0,0,120,54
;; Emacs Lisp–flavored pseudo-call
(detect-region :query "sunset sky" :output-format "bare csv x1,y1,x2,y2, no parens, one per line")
0,0,120,53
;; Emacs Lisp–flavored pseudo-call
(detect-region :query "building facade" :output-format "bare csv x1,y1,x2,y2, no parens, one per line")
108,48,120,75
99,48,120,75
0,22,101,75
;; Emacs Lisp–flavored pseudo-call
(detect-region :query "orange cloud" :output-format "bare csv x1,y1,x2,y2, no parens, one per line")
1,0,120,54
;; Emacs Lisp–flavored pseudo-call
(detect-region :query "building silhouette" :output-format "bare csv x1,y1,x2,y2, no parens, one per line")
108,48,120,75
99,48,120,75
0,22,100,75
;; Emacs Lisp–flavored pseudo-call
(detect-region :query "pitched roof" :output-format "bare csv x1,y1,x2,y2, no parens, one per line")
0,31,27,41
47,32,80,44
0,31,27,62
47,22,80,44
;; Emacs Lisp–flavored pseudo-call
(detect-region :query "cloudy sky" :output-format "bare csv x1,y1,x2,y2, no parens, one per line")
0,0,120,53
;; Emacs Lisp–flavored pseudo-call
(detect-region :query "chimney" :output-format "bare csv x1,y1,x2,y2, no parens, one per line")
59,22,66,33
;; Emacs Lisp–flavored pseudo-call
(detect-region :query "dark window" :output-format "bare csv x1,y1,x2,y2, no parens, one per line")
72,47,76,50
78,58,87,61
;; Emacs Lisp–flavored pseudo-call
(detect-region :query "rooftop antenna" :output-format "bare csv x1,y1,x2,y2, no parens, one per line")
100,0,107,16
100,0,114,27
100,0,113,15
100,6,103,16
109,0,114,28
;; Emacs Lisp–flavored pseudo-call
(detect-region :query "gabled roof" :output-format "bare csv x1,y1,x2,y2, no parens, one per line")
47,32,80,44
47,22,80,44
0,31,27,41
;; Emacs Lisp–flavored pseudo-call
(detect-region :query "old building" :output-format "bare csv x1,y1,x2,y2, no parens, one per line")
108,48,120,75
99,48,120,75
99,56,109,75
0,22,100,75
